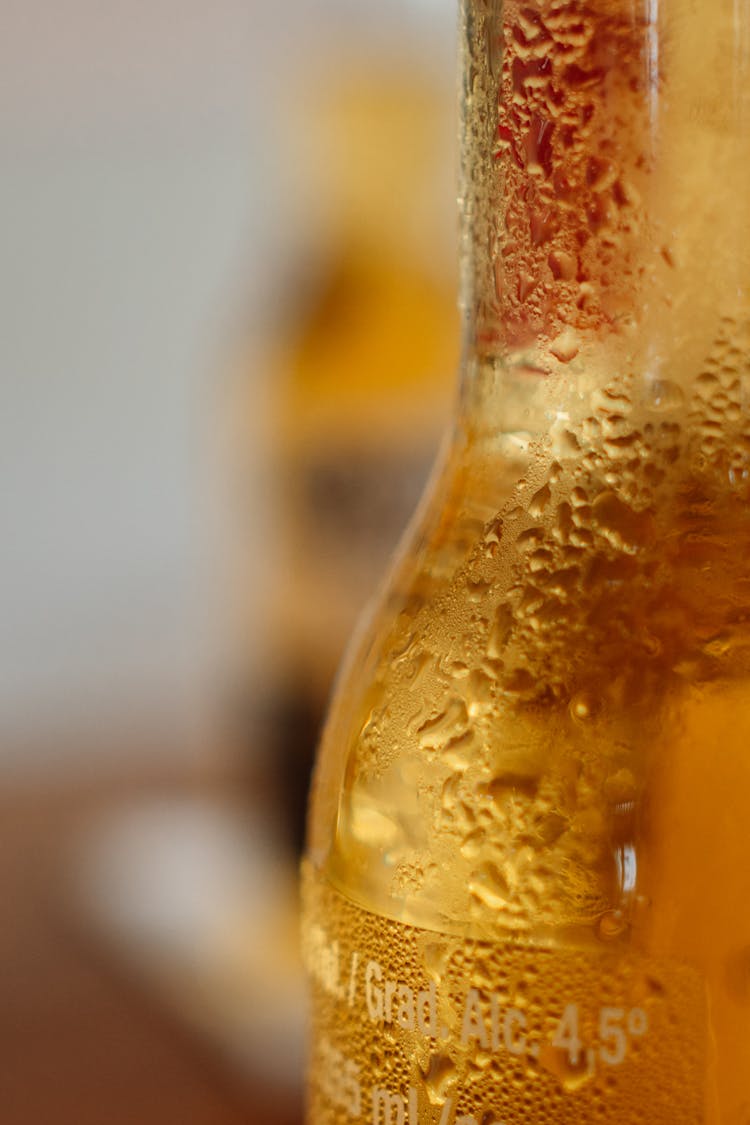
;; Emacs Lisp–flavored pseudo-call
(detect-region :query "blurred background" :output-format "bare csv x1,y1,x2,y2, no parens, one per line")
1,1,459,1121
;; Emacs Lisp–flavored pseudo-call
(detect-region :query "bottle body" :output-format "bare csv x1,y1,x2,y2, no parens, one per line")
303,1,750,1121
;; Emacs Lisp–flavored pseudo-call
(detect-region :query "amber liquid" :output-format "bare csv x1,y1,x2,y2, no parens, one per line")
304,1,750,1121
308,346,750,1117
303,863,707,1124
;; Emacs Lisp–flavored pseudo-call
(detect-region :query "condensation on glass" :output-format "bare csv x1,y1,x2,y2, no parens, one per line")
303,2,750,1123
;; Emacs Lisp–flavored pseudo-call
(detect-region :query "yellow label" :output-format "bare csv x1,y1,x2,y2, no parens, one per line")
301,862,706,1124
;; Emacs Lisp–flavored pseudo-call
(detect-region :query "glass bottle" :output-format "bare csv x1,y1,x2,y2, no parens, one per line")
302,1,750,1122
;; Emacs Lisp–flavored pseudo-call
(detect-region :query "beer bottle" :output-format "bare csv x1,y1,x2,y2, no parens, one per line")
302,2,750,1122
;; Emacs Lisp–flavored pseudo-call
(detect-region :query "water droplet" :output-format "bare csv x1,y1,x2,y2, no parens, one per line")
529,483,552,518
517,527,545,550
591,489,654,550
460,828,485,860
548,249,577,280
529,547,555,573
348,800,400,850
423,941,449,982
597,909,627,941
486,768,541,799
441,774,459,812
660,243,676,268
487,604,514,659
536,811,567,845
646,378,684,412
562,429,581,453
418,699,469,751
469,862,512,911
554,501,574,541
467,578,492,603
442,730,475,771
550,328,580,363
422,1053,457,1104
518,271,538,302
468,668,494,707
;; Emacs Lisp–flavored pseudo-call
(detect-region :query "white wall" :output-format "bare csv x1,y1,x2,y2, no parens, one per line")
0,0,454,769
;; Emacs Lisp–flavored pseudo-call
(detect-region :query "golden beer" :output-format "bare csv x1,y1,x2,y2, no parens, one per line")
303,1,750,1121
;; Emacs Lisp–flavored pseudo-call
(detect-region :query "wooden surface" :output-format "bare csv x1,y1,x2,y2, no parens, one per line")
0,772,304,1125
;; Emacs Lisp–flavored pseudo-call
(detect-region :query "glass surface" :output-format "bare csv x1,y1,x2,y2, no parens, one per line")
303,2,750,1121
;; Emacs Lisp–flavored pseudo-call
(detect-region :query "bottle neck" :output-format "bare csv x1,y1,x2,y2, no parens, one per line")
458,0,750,410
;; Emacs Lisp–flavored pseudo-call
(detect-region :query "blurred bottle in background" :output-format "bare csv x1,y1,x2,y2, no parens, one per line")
66,3,460,1106
228,48,460,853
0,2,462,1121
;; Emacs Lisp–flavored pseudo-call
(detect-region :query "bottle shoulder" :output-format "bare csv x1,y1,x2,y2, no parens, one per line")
308,368,750,940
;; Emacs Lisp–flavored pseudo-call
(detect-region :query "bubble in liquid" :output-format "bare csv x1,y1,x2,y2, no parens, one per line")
570,692,596,721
